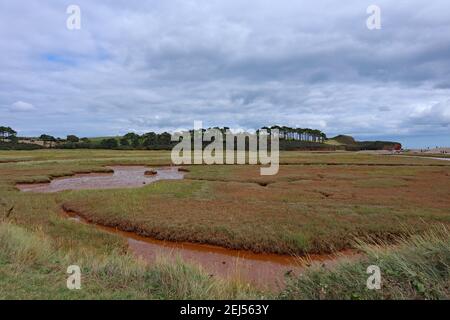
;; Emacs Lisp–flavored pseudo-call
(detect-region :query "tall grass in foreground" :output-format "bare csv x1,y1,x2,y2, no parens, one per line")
280,226,450,300
1,221,449,299
0,222,265,299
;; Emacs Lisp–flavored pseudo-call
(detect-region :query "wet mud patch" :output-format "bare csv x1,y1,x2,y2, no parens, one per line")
17,166,184,193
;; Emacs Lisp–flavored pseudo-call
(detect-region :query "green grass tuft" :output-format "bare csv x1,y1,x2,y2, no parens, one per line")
280,226,450,300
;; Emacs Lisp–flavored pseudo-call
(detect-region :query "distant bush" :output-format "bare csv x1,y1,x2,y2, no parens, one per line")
66,135,80,143
100,138,119,149
56,142,93,149
0,141,43,150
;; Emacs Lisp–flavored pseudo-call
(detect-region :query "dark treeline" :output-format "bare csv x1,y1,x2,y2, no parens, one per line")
59,132,174,150
1,124,400,151
0,126,42,150
55,126,329,150
261,126,327,143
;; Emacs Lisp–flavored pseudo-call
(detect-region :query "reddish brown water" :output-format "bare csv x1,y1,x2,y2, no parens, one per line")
63,208,357,290
17,166,184,193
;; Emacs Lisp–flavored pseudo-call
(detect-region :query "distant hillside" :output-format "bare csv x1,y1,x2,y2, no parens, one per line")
328,135,357,146
279,140,336,151
356,140,402,151
327,135,401,151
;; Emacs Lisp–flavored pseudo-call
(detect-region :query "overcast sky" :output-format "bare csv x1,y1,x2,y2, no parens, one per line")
1,1,450,147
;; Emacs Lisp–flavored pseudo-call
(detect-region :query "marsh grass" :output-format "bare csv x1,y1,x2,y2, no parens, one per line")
1,150,450,299
62,162,450,254
0,222,266,299
280,226,450,300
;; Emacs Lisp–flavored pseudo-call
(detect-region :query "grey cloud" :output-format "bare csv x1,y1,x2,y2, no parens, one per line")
407,100,450,128
0,0,449,147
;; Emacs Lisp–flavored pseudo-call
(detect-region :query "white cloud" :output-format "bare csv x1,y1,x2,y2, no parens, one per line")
10,101,36,112
407,100,450,127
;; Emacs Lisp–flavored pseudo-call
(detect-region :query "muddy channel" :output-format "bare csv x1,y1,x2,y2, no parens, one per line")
17,166,184,192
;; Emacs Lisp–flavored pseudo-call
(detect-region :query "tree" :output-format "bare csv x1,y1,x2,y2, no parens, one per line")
66,135,79,143
131,136,141,148
7,127,17,139
159,132,172,145
39,134,56,147
124,132,139,140
122,132,141,148
263,125,327,143
100,138,118,149
9,135,19,144
0,126,6,141
119,137,130,146
0,126,17,142
270,125,282,139
142,132,157,147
